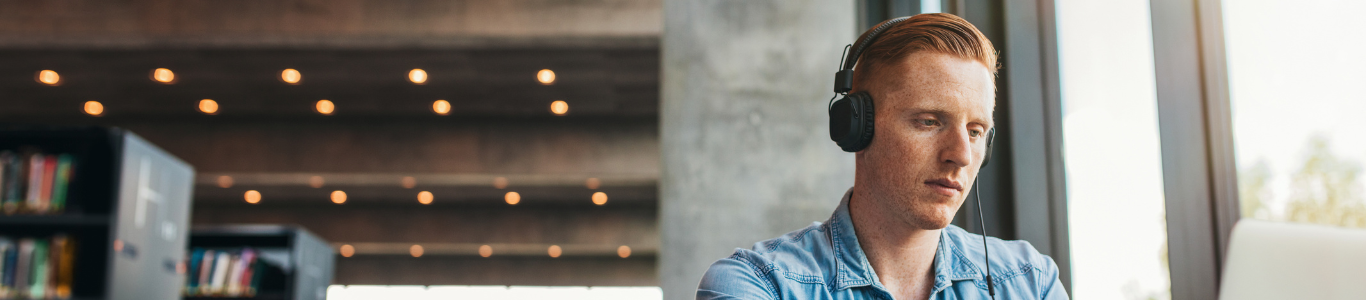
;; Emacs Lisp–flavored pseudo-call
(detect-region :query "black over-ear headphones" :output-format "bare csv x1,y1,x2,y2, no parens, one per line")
828,17,995,167
829,16,1001,298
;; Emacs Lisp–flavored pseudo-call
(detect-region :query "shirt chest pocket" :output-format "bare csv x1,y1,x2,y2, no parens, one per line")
777,271,841,300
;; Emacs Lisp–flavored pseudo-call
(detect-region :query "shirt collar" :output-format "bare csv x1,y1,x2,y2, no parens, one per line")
827,188,985,292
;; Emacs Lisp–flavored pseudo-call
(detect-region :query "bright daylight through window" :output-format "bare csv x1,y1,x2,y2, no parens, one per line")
1225,0,1366,228
1057,0,1172,299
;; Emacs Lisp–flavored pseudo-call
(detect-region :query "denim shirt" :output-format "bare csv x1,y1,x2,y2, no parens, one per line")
697,189,1069,300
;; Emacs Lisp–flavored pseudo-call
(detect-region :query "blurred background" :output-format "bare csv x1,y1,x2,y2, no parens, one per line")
0,0,1360,300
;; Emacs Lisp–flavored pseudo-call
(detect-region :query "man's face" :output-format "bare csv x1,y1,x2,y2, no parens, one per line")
854,51,995,230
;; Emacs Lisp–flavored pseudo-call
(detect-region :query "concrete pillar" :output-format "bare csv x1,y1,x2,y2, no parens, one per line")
659,1,856,299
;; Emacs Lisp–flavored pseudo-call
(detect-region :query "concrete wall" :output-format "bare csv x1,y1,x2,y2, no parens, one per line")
659,1,856,299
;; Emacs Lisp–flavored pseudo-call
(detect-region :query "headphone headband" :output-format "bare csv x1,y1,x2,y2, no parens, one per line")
834,16,912,94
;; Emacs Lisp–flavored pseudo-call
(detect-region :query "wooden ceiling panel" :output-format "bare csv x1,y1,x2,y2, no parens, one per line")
0,47,659,118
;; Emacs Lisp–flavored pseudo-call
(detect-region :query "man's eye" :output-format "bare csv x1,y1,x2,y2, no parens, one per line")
918,119,939,126
970,130,982,138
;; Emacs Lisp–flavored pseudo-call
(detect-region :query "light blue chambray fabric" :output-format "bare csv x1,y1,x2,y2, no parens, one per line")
697,189,1068,300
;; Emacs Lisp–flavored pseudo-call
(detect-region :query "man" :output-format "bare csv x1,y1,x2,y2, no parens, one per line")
696,14,1068,300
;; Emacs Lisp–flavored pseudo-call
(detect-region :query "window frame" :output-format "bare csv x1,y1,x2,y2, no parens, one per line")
1148,0,1240,298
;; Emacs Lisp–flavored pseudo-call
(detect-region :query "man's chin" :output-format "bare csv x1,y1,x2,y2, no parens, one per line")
887,192,962,229
902,210,956,230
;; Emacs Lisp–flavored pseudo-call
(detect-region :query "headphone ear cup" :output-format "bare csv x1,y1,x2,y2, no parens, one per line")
981,127,996,167
829,92,875,152
852,93,876,151
829,96,854,147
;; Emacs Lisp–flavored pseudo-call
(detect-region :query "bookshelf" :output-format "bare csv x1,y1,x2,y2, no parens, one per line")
0,126,195,300
185,225,333,300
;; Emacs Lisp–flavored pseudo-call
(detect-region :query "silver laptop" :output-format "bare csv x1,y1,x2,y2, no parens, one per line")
1219,219,1366,300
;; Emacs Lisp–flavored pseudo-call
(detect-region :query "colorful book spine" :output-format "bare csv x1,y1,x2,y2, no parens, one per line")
13,239,33,298
0,152,21,214
209,251,231,295
50,155,73,213
0,237,12,297
52,235,73,298
27,239,48,298
186,248,204,293
225,251,245,296
183,248,269,297
0,152,9,214
236,248,257,297
24,155,43,214
0,150,76,215
37,155,56,214
197,249,215,295
248,257,263,296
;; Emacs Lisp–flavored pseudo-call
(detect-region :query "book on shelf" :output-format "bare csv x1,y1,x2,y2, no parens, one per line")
0,234,76,299
184,247,264,298
0,151,75,216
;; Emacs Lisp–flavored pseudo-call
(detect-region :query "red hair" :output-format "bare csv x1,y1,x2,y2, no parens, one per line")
852,13,998,81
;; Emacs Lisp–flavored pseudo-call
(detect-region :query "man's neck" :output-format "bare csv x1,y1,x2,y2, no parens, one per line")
849,186,942,300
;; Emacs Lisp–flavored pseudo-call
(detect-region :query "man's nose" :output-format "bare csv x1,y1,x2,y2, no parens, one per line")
939,128,974,168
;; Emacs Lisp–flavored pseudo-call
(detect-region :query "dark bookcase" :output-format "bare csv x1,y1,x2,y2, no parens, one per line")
0,126,195,300
185,225,333,300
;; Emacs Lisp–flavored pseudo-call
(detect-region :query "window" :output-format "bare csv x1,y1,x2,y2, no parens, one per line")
1225,0,1366,228
1057,0,1172,299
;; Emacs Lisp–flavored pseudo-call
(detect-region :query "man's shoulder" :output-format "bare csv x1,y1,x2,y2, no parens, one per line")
717,220,836,273
698,221,838,299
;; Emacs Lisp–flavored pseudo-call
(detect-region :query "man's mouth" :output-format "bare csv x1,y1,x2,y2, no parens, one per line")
925,178,964,196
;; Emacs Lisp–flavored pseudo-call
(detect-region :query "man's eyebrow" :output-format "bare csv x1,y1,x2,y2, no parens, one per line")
907,108,993,128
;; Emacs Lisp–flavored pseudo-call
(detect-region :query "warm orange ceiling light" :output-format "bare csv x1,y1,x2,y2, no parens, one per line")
37,70,60,85
592,192,608,205
217,176,234,188
410,244,424,257
401,176,417,189
409,69,427,84
417,191,433,205
433,100,451,115
585,178,601,189
340,244,355,258
492,177,508,189
281,68,302,84
547,245,562,258
550,100,569,115
244,190,261,204
199,99,219,115
504,191,520,205
617,245,631,258
316,99,335,115
309,175,325,188
478,245,493,258
537,69,556,85
331,190,347,204
152,68,175,83
83,101,104,116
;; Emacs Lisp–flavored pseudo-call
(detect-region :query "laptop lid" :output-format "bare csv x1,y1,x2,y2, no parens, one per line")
1219,219,1366,300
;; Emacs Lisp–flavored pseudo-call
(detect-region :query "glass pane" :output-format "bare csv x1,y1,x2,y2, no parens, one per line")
1225,0,1366,228
1057,0,1173,299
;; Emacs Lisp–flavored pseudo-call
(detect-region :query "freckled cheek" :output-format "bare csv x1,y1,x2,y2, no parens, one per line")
872,131,936,177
